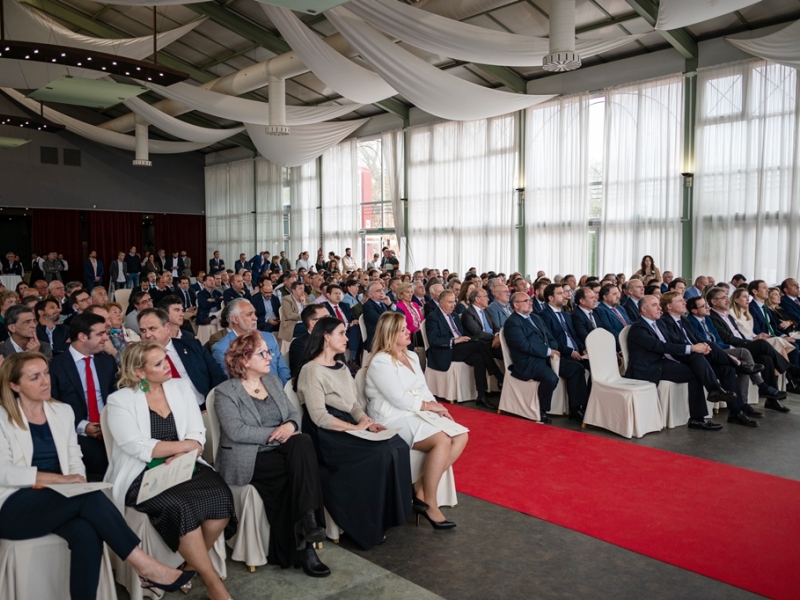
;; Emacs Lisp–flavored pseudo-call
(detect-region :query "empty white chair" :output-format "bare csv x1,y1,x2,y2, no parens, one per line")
113,288,131,309
358,315,370,364
583,328,663,438
205,390,271,572
419,321,477,403
619,326,688,428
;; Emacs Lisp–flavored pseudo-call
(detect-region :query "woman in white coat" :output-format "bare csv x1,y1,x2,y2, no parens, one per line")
0,352,194,600
365,312,468,529
105,341,236,600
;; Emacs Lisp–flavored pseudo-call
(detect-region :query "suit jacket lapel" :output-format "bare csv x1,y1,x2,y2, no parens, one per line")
14,412,34,466
64,356,88,408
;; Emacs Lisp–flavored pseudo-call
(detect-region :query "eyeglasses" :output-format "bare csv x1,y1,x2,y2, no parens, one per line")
255,350,272,359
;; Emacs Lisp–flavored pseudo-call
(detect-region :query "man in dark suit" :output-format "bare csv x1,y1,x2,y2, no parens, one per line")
571,287,600,348
249,252,268,282
504,292,588,423
251,279,281,332
594,283,631,343
748,279,800,367
36,297,70,355
460,288,503,360
325,284,362,368
779,278,800,324
197,274,223,325
426,290,504,408
148,275,173,305
530,279,549,314
624,295,742,431
50,313,116,478
619,279,644,323
1,305,53,358
411,281,431,309
108,251,128,294
539,284,590,378
423,283,444,318
290,305,329,381
176,276,197,310
189,270,205,295
138,308,226,411
163,251,184,278
209,251,225,275
234,253,249,275
362,281,397,352
157,295,197,342
83,250,104,292
223,273,252,304
3,252,23,276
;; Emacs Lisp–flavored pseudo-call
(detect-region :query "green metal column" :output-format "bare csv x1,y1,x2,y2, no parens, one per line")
403,127,410,269
517,109,527,277
682,64,698,280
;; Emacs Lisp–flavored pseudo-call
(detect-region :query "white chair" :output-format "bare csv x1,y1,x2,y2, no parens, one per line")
113,287,131,309
281,350,290,371
100,410,227,599
195,321,220,347
619,326,689,428
419,321,477,403
0,535,117,600
205,390,270,572
583,328,663,439
358,315,370,364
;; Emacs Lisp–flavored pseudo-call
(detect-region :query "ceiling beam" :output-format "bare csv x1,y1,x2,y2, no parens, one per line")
576,12,640,34
473,64,527,93
185,2,291,56
374,98,408,121
624,0,698,59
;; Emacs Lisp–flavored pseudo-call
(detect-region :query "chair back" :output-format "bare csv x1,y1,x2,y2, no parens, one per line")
100,407,113,459
278,304,287,323
420,321,430,351
283,381,303,415
113,288,131,309
585,328,621,384
355,367,369,410
499,328,513,368
205,389,220,461
358,315,367,340
618,325,632,372
281,351,290,370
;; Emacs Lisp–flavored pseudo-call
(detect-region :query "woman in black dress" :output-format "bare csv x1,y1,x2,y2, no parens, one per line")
294,317,413,550
105,341,237,600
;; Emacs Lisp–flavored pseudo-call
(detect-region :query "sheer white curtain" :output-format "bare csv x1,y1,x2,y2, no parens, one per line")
289,160,321,262
382,129,406,264
321,139,360,259
255,158,285,256
694,60,800,283
525,94,590,277
407,115,518,274
205,159,256,267
599,75,684,276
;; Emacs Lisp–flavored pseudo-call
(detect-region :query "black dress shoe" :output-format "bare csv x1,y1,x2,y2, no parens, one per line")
765,398,791,413
296,544,331,578
737,363,764,375
757,384,787,400
742,404,763,418
728,412,758,427
707,389,737,404
539,415,552,424
688,418,723,431
568,409,584,423
475,394,496,409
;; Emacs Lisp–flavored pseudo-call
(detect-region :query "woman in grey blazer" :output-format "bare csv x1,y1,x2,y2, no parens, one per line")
214,332,329,578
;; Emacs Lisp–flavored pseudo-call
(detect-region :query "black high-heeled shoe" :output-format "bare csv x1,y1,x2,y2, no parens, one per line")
140,569,196,594
412,494,429,511
414,507,456,530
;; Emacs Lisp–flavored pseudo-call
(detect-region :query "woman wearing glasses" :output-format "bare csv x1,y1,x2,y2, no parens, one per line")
214,332,329,577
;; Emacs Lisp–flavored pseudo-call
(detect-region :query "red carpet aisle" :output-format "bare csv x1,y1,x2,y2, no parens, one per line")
447,405,800,599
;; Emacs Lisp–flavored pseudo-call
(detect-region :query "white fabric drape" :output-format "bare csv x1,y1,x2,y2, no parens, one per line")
255,158,285,255
321,139,360,260
3,88,209,153
262,4,396,105
289,160,321,261
655,0,759,31
124,97,244,144
326,7,555,121
347,0,643,67
144,82,362,126
244,119,368,168
727,20,800,70
525,94,590,277
598,75,684,276
694,61,800,282
382,129,406,266
407,115,518,274
205,159,256,267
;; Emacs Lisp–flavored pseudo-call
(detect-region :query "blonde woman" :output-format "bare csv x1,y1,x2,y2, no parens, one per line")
395,282,424,348
0,352,194,599
730,288,795,360
767,287,798,334
365,312,467,530
104,342,236,600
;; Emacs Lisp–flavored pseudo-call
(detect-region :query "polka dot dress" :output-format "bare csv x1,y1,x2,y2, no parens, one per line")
125,411,238,552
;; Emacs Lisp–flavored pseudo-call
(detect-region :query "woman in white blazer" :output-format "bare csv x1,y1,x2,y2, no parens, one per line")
365,312,468,530
0,352,194,600
105,340,236,600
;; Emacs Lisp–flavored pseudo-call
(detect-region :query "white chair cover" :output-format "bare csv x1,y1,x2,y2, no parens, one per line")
113,288,131,308
195,322,221,346
419,322,477,403
205,390,270,569
358,315,370,364
0,535,117,600
354,368,369,411
583,329,663,439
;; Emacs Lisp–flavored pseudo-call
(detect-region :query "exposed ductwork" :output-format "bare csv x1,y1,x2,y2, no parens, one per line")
542,0,581,72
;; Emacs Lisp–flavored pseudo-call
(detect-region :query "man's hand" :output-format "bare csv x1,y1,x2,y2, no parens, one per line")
571,351,583,361
26,337,41,352
550,349,561,358
85,423,103,439
267,317,280,326
454,336,471,344
491,335,501,349
690,343,710,354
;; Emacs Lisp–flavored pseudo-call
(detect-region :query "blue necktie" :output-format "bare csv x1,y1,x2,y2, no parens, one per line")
480,310,492,334
557,312,576,350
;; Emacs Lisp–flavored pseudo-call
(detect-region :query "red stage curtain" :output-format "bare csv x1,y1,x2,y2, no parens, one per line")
31,209,85,283
86,211,142,280
154,213,206,277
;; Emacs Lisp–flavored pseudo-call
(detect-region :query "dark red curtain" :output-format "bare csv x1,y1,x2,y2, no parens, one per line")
31,209,85,283
154,213,206,276
86,211,142,276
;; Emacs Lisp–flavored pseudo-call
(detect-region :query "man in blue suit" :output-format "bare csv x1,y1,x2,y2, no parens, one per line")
211,298,290,384
683,276,708,300
249,252,268,281
197,274,223,325
779,278,800,324
426,290,503,408
362,281,397,352
571,287,599,348
594,284,631,344
749,279,800,367
251,279,281,332
504,292,588,423
234,253,249,275
539,283,588,360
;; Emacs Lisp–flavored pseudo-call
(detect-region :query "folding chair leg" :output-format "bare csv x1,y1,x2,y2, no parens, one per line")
248,566,256,573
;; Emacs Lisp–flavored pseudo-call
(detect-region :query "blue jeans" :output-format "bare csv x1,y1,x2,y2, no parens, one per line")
125,273,140,288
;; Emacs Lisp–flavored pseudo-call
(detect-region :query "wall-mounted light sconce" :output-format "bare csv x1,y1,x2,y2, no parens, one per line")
681,172,694,188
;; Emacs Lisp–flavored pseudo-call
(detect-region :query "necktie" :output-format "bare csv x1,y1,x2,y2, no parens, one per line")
677,319,692,344
794,297,800,307
762,305,776,335
557,312,576,349
334,305,345,322
700,319,715,343
480,310,492,334
165,354,181,378
611,307,628,326
650,322,677,362
447,313,461,338
726,314,743,339
588,310,597,328
183,290,190,308
83,357,100,422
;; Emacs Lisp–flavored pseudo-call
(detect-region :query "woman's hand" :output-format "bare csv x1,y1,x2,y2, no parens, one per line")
356,416,375,431
367,423,386,433
35,472,87,485
165,452,189,465
268,422,296,444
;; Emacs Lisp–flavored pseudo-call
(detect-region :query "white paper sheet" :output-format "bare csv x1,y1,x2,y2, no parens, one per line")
416,411,469,437
44,482,113,498
345,428,401,441
136,449,197,504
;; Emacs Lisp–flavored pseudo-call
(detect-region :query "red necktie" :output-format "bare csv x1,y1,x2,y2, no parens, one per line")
165,354,181,378
83,357,100,423
611,307,628,326
334,305,345,322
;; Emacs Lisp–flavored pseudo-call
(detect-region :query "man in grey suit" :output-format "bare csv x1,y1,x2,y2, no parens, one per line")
0,304,53,358
461,288,503,360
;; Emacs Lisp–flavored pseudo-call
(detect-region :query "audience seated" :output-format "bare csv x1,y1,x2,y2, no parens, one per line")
423,283,444,318
197,275,224,326
620,280,644,323
539,283,591,378
485,279,513,330
62,289,91,329
104,341,236,600
362,281,398,353
594,284,631,344
35,297,70,355
460,288,503,364
158,295,197,342
124,290,154,334
571,287,599,348
395,282,425,349
324,284,362,366
684,276,708,300
251,279,281,333
278,281,307,345
1,304,53,359
222,273,251,304
748,280,800,367
290,305,331,380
